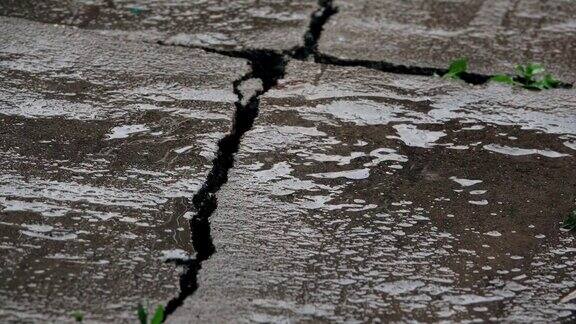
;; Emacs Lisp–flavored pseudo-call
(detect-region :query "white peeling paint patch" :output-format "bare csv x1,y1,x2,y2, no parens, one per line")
365,148,408,167
22,224,53,232
469,200,488,205
174,145,194,154
165,32,237,47
484,231,502,237
307,152,365,166
561,289,576,303
390,124,446,148
46,253,84,260
106,124,149,140
461,124,485,130
564,141,576,151
447,144,469,150
0,198,68,217
450,176,483,187
444,294,504,305
300,100,417,125
160,249,191,261
309,168,370,180
21,231,78,241
375,280,425,295
91,211,118,221
128,86,237,104
237,78,264,106
484,144,570,158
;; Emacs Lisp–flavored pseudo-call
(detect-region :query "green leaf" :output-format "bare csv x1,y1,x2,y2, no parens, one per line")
523,81,545,90
563,210,576,231
150,306,165,324
129,7,144,15
525,63,544,78
490,74,516,85
444,58,468,79
137,304,148,324
542,74,561,89
505,63,563,90
71,311,84,322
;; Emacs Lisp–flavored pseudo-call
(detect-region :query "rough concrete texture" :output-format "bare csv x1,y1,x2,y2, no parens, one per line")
172,61,576,322
0,0,317,51
0,17,248,322
1,0,576,322
320,0,576,83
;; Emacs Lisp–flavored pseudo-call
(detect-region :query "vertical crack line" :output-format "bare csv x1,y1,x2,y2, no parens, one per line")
292,0,338,60
162,51,287,321
161,0,335,320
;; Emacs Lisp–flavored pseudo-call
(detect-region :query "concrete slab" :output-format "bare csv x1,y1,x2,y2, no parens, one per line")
320,0,576,83
0,17,248,322
0,0,317,51
173,61,576,322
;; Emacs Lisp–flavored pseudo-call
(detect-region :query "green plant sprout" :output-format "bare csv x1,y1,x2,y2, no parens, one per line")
138,304,165,324
71,311,84,322
129,7,144,15
563,210,576,231
443,58,468,80
491,63,562,90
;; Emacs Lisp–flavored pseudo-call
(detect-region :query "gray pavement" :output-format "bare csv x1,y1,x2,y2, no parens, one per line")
0,0,317,51
172,61,576,322
320,0,576,83
1,0,576,323
0,17,247,322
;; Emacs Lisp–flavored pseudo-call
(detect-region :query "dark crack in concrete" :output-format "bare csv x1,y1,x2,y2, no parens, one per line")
163,50,287,321
171,60,576,323
0,16,248,322
1,0,576,322
320,0,576,84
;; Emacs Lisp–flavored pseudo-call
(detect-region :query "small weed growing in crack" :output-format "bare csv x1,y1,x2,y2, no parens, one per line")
563,210,576,231
137,304,164,324
71,311,84,322
443,58,468,80
128,7,144,15
491,63,562,90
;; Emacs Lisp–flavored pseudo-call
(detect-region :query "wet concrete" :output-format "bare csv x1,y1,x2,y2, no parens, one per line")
320,0,576,83
172,61,576,322
2,0,576,322
0,0,317,51
0,17,248,322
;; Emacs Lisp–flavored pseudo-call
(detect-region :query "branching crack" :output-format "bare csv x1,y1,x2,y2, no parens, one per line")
156,0,572,88
160,0,573,320
162,51,287,321
161,1,336,320
158,1,341,319
292,0,338,60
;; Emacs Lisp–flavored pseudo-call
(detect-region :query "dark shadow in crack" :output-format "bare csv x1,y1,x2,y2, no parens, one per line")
162,50,287,321
291,0,338,60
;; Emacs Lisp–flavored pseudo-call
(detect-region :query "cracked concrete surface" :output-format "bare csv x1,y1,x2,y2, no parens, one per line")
1,0,576,322
0,16,248,322
320,0,576,83
170,61,576,322
0,0,318,51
